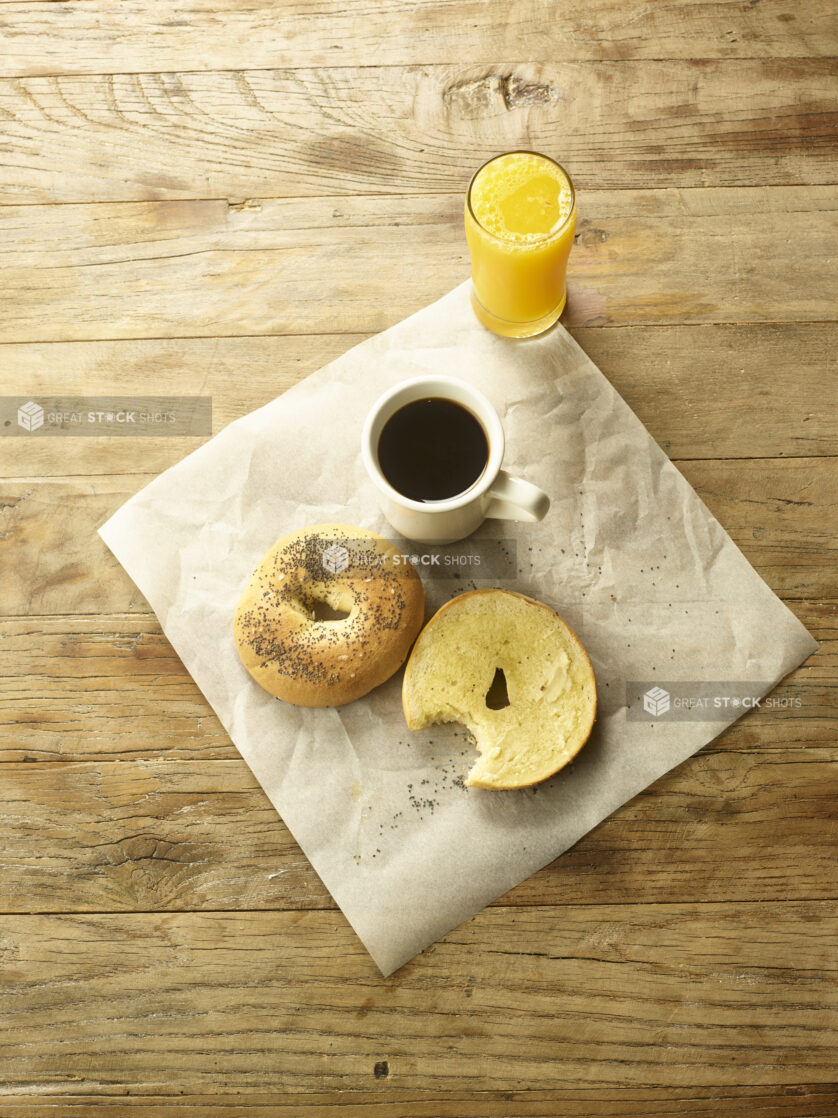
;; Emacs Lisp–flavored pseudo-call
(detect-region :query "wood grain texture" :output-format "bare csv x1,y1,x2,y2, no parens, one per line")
0,745,835,913
1,0,836,1107
3,1086,838,1118
0,458,833,617
678,457,838,599
0,60,835,204
5,1090,838,1118
1,187,837,343
1,0,835,76
1,601,832,763
1,322,836,479
1,905,836,1092
3,0,835,74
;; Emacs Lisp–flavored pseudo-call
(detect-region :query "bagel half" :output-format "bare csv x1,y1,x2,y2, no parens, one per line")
234,524,424,707
402,589,596,789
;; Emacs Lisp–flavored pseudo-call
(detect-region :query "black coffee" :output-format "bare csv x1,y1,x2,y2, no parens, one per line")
377,397,489,502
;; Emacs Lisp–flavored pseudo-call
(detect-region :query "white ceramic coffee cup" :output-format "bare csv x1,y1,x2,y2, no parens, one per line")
361,374,549,544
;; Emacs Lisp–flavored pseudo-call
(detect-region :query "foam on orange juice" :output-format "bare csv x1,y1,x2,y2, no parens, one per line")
465,152,576,337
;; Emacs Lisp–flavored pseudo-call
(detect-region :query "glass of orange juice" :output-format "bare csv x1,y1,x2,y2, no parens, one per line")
465,150,576,338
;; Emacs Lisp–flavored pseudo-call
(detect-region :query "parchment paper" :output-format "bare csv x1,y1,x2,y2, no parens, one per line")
99,282,817,975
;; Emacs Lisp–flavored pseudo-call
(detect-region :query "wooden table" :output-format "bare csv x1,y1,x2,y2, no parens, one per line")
1,2,836,1114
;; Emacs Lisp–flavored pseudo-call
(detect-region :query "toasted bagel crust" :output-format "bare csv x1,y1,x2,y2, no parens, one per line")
235,524,425,707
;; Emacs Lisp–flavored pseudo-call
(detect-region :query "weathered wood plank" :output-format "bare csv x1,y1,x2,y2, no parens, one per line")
574,322,838,462
0,459,832,617
2,1086,838,1117
0,0,834,76
679,457,838,599
1,323,835,478
0,759,327,911
0,477,152,616
0,601,832,763
0,617,231,760
0,746,835,913
0,60,834,203
0,188,836,342
0,905,835,1091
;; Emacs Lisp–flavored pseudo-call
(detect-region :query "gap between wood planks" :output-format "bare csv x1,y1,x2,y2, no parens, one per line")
1,1086,837,1113
4,55,838,81
1,187,837,210
0,453,833,482
0,900,835,914
0,319,837,341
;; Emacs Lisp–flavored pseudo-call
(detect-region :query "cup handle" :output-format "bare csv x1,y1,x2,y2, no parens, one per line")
486,470,550,523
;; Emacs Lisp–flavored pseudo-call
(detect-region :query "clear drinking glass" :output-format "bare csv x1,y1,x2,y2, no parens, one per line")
465,150,577,338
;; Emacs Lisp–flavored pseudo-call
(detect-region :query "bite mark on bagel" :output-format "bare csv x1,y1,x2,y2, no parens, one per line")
402,589,597,790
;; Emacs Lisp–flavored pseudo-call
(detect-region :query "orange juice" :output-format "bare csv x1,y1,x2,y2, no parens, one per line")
465,151,576,338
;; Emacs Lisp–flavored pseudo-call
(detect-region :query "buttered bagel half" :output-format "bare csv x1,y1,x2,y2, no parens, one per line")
234,524,424,707
402,589,596,789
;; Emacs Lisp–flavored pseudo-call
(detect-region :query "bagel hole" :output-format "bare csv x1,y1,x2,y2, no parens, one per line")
485,667,510,710
311,598,350,622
